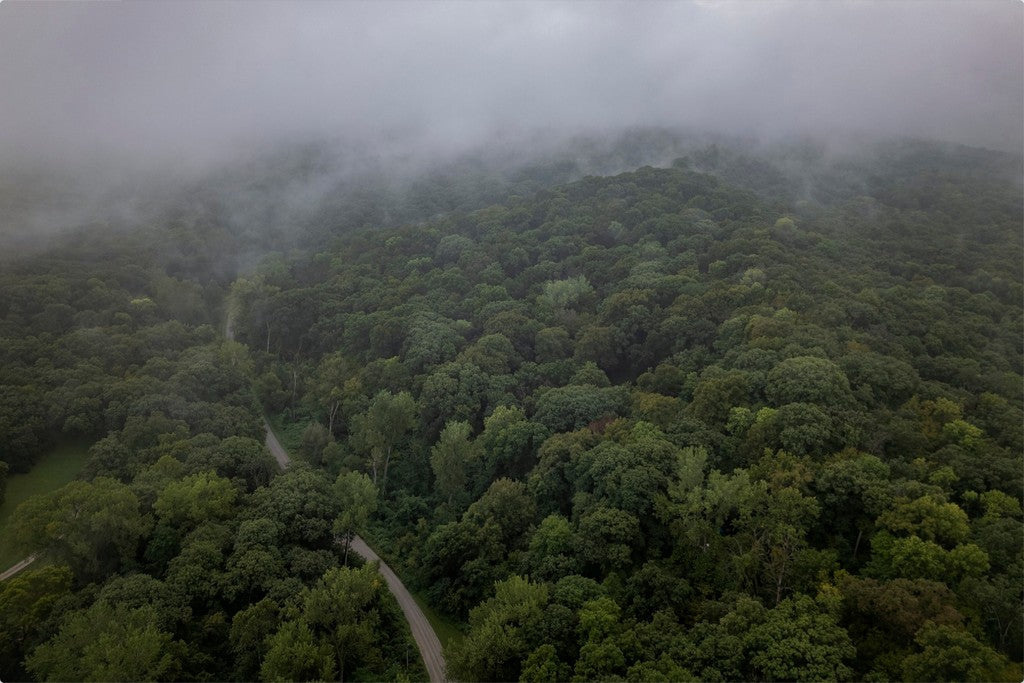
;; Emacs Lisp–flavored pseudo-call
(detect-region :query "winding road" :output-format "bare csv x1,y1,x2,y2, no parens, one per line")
2,310,448,682
245,309,449,671
249,313,446,679
263,411,447,682
2,430,449,683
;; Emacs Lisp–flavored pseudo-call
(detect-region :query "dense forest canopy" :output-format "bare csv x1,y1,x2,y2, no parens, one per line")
0,129,1020,681
0,0,1020,679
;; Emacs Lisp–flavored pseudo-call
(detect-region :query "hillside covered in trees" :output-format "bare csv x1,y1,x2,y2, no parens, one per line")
0,134,1022,681
230,139,1023,680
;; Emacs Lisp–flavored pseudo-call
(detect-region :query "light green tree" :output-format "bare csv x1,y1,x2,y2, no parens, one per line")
449,575,550,682
430,420,481,507
260,620,335,682
350,390,417,493
154,470,237,531
11,477,148,581
332,471,378,564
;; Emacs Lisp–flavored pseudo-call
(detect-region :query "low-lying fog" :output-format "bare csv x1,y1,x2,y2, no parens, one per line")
0,1,1020,247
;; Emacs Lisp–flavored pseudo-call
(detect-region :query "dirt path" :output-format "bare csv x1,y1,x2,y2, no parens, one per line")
263,419,291,470
350,536,447,683
0,554,36,581
261,420,447,681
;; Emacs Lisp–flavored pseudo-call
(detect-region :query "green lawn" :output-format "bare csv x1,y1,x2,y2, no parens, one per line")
0,439,91,571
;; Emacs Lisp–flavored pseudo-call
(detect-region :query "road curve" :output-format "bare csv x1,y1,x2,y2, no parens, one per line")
350,536,447,683
0,554,36,581
261,420,447,681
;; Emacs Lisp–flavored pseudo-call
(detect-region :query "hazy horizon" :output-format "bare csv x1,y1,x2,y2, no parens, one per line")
0,0,1020,177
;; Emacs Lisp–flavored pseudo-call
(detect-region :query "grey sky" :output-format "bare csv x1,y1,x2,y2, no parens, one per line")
0,0,1020,171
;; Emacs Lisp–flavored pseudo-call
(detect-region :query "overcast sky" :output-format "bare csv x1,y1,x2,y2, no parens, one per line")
0,0,1020,171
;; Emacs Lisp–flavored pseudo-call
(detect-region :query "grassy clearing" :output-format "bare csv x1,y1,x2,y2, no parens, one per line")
266,413,308,457
411,591,466,650
0,439,91,571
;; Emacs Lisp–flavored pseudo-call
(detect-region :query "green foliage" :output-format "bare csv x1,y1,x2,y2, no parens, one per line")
684,594,855,681
430,421,481,507
350,390,417,491
865,531,990,584
0,565,74,677
532,385,627,433
247,465,342,551
538,275,594,311
298,421,332,465
534,326,572,362
26,601,185,682
229,598,281,680
878,495,970,547
902,622,1012,682
479,406,549,483
333,470,378,560
154,471,237,531
206,435,277,492
260,563,422,681
526,514,579,581
766,356,854,407
423,479,538,616
403,313,466,373
3,135,1022,680
11,477,148,581
520,643,571,682
448,575,550,682
260,620,335,682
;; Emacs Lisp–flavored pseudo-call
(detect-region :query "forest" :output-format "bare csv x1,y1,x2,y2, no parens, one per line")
0,132,1022,682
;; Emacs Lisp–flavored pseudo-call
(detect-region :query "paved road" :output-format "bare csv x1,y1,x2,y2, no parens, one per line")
261,420,447,681
350,536,447,683
0,554,36,581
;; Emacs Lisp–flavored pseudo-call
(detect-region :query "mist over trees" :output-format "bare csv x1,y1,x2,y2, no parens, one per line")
0,1,1021,681
3,128,1020,680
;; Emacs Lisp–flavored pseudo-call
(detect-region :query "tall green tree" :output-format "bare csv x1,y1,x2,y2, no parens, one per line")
0,565,74,678
332,471,378,564
448,575,550,682
350,390,417,493
11,477,148,581
430,420,481,507
26,602,185,682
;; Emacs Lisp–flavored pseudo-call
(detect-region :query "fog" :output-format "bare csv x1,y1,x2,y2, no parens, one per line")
0,0,1020,176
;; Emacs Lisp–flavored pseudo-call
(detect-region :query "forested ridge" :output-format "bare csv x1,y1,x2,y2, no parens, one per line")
0,136,1022,681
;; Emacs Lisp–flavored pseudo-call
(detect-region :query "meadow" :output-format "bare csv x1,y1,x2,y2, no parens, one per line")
0,440,90,571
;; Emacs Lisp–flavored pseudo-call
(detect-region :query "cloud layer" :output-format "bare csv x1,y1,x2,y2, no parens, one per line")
0,0,1020,171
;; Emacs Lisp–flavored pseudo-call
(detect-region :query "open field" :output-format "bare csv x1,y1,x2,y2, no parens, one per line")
0,440,90,571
